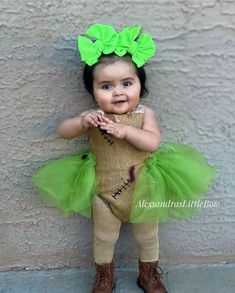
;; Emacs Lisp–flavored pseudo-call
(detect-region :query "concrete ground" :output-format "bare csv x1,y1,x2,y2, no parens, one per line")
0,264,234,293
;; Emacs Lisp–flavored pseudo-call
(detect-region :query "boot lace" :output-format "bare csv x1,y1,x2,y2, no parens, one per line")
149,263,163,284
94,265,109,287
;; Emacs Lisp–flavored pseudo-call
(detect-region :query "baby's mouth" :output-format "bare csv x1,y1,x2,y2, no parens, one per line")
113,100,126,104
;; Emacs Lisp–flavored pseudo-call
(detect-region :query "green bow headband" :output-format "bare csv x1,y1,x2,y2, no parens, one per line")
77,24,156,68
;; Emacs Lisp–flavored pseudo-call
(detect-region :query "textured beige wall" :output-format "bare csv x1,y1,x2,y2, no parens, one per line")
1,0,235,271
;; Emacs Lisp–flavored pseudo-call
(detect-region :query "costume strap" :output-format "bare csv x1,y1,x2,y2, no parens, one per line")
77,24,156,67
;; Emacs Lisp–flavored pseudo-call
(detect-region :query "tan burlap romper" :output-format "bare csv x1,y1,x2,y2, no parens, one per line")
89,107,149,222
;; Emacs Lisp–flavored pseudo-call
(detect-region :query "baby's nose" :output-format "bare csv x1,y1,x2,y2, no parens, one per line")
113,86,124,96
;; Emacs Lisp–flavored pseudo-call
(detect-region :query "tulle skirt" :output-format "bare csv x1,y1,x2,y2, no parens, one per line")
32,142,216,222
130,142,216,222
32,150,97,217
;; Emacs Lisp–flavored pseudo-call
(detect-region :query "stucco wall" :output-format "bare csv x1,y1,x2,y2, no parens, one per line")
1,0,235,271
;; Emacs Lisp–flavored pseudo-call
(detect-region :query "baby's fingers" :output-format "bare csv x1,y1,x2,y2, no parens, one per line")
96,121,107,127
87,115,99,127
96,109,105,116
103,117,114,124
88,112,104,126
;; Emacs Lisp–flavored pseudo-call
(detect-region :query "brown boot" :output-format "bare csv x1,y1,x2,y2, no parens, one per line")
92,260,115,293
137,260,168,293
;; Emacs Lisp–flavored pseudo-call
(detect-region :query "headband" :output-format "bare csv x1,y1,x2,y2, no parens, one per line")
77,24,156,68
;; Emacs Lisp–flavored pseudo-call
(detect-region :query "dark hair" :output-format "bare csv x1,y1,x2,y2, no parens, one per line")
83,54,148,98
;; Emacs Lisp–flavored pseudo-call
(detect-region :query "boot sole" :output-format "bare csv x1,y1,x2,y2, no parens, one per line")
137,277,168,293
92,282,115,292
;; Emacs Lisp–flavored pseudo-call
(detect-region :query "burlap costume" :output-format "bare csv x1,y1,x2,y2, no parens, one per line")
89,104,149,222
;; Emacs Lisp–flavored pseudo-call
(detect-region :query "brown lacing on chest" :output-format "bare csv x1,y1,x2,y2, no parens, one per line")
112,165,136,199
97,126,114,146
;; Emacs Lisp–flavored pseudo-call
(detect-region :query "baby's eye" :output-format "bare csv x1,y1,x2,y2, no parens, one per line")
102,84,112,90
123,81,132,87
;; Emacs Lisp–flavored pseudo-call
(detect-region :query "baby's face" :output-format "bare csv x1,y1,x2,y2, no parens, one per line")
92,60,141,114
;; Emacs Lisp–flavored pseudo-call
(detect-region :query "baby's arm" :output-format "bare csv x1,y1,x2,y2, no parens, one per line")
126,106,161,152
58,109,105,139
97,106,161,152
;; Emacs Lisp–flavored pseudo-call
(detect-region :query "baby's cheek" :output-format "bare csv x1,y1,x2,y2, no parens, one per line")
98,99,110,109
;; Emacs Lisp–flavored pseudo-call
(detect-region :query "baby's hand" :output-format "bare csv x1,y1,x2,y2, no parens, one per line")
97,115,127,139
80,109,107,129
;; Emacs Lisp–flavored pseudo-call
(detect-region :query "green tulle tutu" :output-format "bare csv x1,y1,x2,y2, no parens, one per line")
130,142,216,223
32,143,216,222
32,150,97,217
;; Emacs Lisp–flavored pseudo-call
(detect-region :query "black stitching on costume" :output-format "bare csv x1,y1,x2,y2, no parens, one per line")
112,166,136,199
129,165,136,183
97,126,114,146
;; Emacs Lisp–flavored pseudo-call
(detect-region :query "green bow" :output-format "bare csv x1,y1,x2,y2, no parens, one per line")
77,24,155,67
77,24,119,66
115,25,156,67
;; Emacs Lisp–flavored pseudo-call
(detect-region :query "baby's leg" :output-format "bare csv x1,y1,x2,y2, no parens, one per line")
132,222,159,261
92,196,121,264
